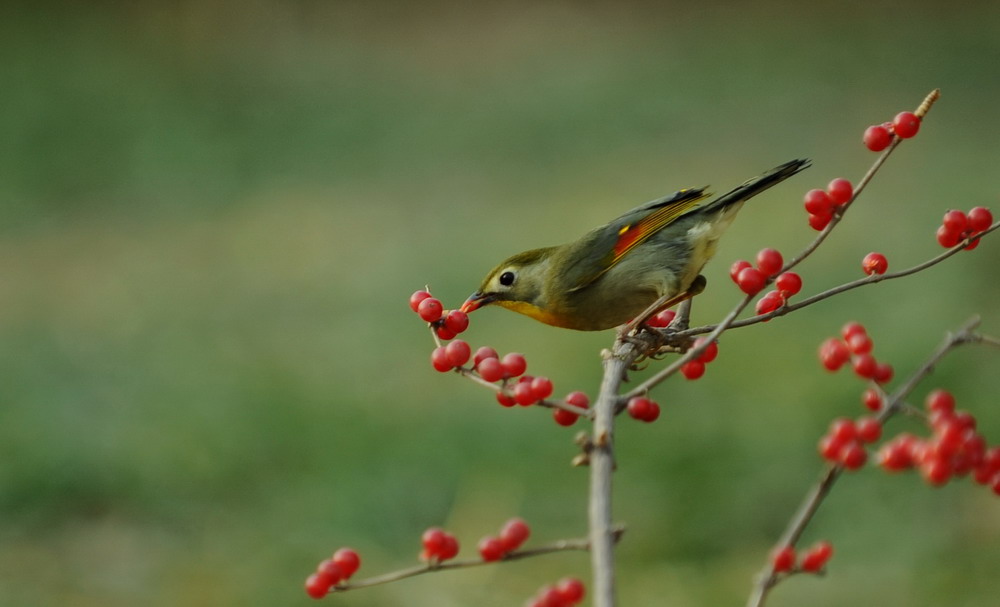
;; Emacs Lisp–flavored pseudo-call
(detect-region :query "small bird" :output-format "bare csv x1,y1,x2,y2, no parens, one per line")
460,159,809,331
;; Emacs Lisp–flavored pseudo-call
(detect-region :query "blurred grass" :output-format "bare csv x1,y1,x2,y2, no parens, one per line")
1,1,1000,605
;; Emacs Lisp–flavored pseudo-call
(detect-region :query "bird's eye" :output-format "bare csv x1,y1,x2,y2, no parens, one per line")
499,271,516,287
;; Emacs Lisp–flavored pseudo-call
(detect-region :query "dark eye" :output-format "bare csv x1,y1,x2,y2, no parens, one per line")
499,271,516,286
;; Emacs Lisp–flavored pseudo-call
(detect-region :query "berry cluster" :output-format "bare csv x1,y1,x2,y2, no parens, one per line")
731,248,804,317
817,322,894,384
802,178,854,231
304,548,361,599
936,206,993,250
524,577,586,607
818,415,883,470
421,527,460,563
477,517,532,562
876,389,1000,491
626,395,661,423
680,337,719,380
553,391,590,427
863,111,921,152
410,290,470,340
771,541,834,574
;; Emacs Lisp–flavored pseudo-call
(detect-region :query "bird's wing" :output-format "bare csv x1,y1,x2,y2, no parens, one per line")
562,187,710,293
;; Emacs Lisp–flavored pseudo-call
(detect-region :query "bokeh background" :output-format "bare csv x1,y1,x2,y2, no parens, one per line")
3,1,1000,606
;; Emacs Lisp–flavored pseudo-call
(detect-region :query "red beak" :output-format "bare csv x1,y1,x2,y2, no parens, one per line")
460,292,490,314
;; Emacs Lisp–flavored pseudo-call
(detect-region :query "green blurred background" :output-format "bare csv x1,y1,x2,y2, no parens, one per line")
2,1,999,605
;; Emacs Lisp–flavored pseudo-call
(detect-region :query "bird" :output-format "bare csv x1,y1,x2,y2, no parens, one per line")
459,159,809,331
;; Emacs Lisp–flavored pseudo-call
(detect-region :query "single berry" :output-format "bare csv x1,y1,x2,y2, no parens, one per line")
808,211,833,231
926,389,955,414
305,572,333,599
756,247,784,277
839,441,868,470
694,338,719,363
771,545,796,573
755,290,784,316
892,111,920,139
942,209,968,234
827,178,854,205
736,266,766,295
775,272,802,297
862,388,882,411
531,376,554,401
422,527,448,557
936,225,961,248
496,391,517,407
862,252,888,275
964,236,981,251
474,346,499,367
565,391,590,410
648,308,677,328
501,352,528,378
409,290,432,313
818,434,845,461
829,418,858,443
444,340,472,368
434,324,457,340
803,188,834,215
873,361,894,384
819,338,850,371
431,346,453,372
555,577,586,603
417,297,444,323
627,396,660,422
438,533,459,560
852,353,877,379
921,457,952,486
841,321,867,341
863,124,893,151
681,360,705,380
553,408,579,427
856,416,882,443
800,541,834,572
846,332,873,355
730,259,752,283
317,559,344,585
477,357,505,382
968,206,993,233
443,310,470,334
513,381,537,406
478,536,505,562
333,548,360,578
499,518,531,552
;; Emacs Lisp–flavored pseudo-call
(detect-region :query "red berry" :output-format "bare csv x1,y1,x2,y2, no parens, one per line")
892,111,920,139
846,332,873,355
694,338,719,363
879,437,916,471
808,211,833,231
756,247,784,277
818,434,845,461
827,178,854,205
755,290,784,316
422,527,448,557
862,388,882,411
305,572,333,599
445,340,472,368
680,360,705,380
431,346,453,372
771,545,796,573
647,308,676,328
477,357,504,382
819,338,850,371
531,376,554,401
496,391,517,407
803,188,834,215
553,408,580,427
417,297,444,323
443,310,470,334
736,266,765,295
863,124,893,151
964,236,981,251
556,577,586,603
852,353,877,379
800,541,834,572
730,259,752,283
942,209,968,234
841,321,867,341
513,381,537,406
862,252,888,275
474,346,499,366
873,361,894,384
936,224,961,248
501,352,528,378
968,206,993,233
409,290,433,313
925,389,955,414
856,416,882,443
829,418,858,443
317,559,344,584
921,457,952,486
839,441,868,470
565,391,590,410
438,533,459,560
478,536,505,562
435,324,458,340
626,397,659,422
333,548,361,578
499,518,531,552
775,272,802,297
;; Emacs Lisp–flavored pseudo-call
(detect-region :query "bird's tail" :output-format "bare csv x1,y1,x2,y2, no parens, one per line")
701,159,810,213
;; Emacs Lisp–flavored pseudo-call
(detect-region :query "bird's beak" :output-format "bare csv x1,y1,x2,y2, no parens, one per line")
460,292,494,314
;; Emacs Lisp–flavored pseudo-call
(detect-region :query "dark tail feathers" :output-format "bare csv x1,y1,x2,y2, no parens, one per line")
702,159,810,212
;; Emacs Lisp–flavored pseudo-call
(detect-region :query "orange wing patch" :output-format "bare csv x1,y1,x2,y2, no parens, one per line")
609,189,710,266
